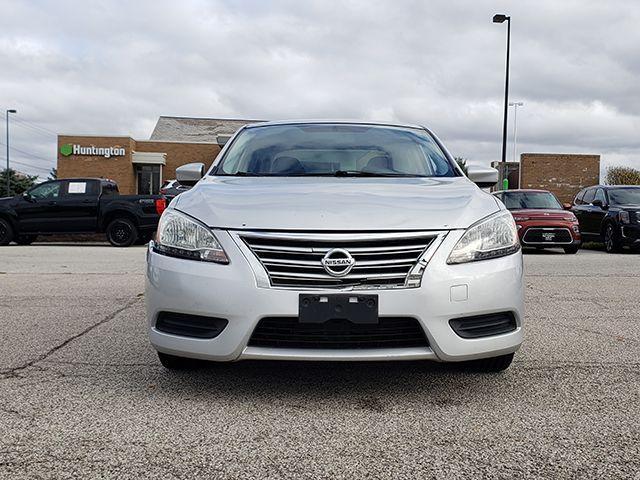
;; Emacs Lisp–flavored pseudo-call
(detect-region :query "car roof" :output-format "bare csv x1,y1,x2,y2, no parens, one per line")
242,119,426,130
493,189,552,194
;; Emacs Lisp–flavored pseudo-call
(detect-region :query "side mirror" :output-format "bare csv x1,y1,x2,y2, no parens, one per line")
466,165,499,188
176,162,205,187
563,203,572,210
22,192,34,202
592,199,606,209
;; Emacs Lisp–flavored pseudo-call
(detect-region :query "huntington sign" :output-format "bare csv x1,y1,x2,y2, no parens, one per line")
60,143,126,159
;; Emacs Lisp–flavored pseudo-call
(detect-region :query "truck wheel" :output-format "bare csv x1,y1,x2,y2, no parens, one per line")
106,218,138,247
563,245,579,254
15,235,38,245
0,218,14,246
604,224,623,253
462,353,514,373
157,352,199,370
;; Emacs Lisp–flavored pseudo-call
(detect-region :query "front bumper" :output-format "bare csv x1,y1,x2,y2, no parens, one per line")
145,230,524,362
621,224,640,247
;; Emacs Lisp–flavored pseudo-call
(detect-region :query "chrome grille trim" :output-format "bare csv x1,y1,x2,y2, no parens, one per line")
231,230,447,290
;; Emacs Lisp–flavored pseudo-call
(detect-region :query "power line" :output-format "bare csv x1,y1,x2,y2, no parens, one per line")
9,159,52,174
11,119,58,140
0,140,55,165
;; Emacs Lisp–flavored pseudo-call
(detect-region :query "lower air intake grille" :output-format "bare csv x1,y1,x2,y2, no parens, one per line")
155,312,228,339
248,317,429,349
449,312,517,339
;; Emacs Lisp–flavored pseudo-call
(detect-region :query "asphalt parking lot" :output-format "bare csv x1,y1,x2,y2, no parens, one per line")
0,245,638,479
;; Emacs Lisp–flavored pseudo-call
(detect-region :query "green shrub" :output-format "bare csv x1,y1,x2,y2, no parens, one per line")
605,166,640,185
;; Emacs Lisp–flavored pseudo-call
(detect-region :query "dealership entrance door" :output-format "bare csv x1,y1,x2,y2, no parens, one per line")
132,152,166,195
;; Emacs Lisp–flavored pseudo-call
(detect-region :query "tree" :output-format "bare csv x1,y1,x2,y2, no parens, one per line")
605,166,640,185
0,169,39,197
454,157,468,176
48,167,57,180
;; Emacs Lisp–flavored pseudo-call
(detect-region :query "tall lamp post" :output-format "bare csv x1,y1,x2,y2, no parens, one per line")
493,13,511,167
509,102,523,162
5,109,17,196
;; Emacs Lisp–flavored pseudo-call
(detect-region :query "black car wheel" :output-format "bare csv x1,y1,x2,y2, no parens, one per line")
604,224,623,253
15,235,38,245
106,218,138,247
563,245,579,254
0,218,14,246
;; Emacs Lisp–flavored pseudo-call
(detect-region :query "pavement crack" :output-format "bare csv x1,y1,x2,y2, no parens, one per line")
0,296,142,379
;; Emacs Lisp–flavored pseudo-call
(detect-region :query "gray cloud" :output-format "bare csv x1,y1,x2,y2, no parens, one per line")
0,0,639,179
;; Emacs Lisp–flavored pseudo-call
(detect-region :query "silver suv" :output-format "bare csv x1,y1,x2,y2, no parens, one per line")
145,121,523,372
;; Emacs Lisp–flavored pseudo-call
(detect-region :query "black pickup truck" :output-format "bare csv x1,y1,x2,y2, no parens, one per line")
0,178,166,247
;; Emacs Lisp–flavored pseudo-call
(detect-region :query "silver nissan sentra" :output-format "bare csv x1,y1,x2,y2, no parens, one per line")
146,121,523,372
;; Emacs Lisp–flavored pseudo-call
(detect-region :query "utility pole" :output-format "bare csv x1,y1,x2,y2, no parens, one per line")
509,102,523,162
493,14,511,166
5,109,17,196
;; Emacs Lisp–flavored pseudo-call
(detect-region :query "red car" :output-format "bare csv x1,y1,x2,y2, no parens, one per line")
493,189,581,254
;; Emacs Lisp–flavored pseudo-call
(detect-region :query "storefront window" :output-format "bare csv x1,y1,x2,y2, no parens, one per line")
136,165,161,195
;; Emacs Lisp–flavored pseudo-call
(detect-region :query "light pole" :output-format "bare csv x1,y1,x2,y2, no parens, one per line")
5,109,17,197
493,13,511,166
509,102,523,162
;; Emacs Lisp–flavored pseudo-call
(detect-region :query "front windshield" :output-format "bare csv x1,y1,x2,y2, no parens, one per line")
502,191,562,210
213,124,457,177
608,188,640,205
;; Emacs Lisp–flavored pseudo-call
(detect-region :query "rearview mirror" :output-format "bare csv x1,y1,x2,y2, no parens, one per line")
176,162,205,187
466,165,499,188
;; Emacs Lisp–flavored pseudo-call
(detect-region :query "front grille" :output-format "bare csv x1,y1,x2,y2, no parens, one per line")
522,227,573,244
449,312,517,338
249,317,429,349
155,312,228,339
240,232,440,289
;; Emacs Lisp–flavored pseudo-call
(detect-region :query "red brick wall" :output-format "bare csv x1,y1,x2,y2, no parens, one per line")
520,153,600,203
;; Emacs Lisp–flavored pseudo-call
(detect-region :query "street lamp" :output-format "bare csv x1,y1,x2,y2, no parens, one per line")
493,13,511,166
509,102,523,162
5,109,17,197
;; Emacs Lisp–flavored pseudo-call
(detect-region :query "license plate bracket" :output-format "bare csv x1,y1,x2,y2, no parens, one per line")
299,294,379,324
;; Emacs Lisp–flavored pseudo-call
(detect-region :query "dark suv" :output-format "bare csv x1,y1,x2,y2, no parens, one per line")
572,185,640,253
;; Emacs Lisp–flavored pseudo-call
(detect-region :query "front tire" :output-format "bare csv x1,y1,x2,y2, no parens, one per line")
15,235,37,245
462,353,514,373
157,352,199,370
106,218,138,247
0,218,14,246
563,245,579,254
604,224,623,253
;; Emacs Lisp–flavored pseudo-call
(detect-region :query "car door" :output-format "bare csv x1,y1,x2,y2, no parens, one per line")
585,188,608,235
55,180,100,232
16,181,64,233
572,188,593,235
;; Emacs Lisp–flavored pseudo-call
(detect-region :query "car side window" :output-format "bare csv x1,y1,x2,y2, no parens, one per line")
594,188,606,205
29,182,61,200
582,188,596,204
574,189,586,205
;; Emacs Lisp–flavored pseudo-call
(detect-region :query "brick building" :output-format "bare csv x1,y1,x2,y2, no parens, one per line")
57,117,259,195
520,153,600,203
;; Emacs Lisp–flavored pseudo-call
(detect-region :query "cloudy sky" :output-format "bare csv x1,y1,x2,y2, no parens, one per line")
1,0,639,179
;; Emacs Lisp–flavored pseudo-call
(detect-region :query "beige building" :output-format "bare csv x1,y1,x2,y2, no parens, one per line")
57,117,259,195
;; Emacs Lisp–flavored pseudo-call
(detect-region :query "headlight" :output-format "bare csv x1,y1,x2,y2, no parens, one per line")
154,209,229,264
619,211,630,224
447,210,520,264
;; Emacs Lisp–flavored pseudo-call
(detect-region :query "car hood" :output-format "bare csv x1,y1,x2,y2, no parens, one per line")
173,176,501,231
509,208,575,220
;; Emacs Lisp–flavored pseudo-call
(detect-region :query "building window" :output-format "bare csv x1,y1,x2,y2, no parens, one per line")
136,165,161,195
